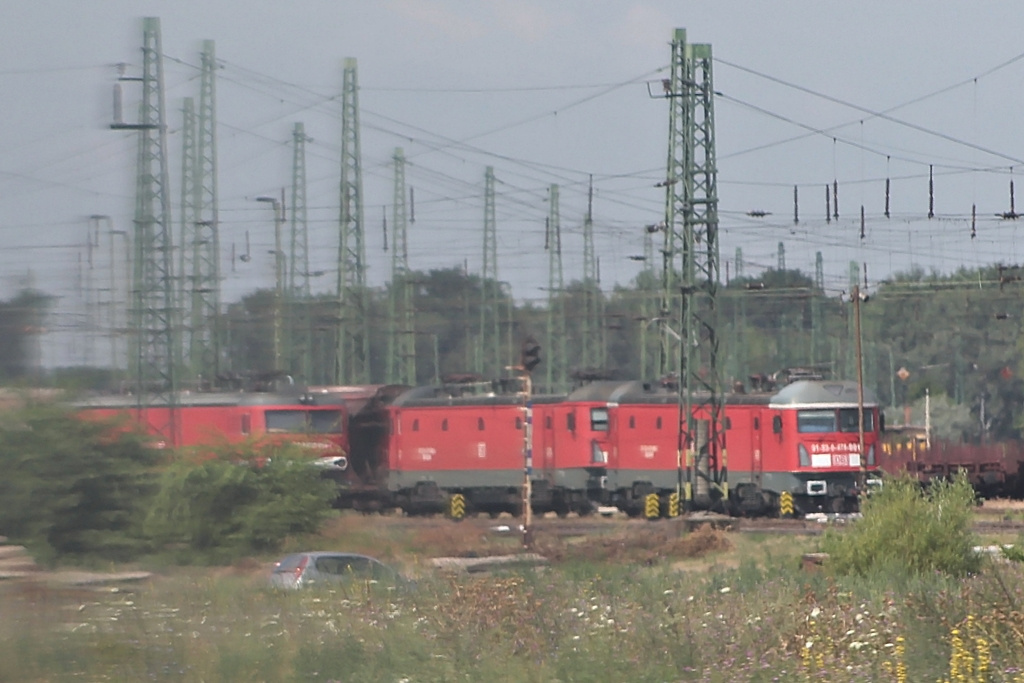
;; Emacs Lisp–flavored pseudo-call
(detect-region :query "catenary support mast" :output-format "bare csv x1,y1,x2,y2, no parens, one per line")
386,148,416,386
335,58,370,384
661,29,726,510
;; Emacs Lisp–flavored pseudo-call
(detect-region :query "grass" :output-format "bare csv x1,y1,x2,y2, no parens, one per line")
4,512,1024,681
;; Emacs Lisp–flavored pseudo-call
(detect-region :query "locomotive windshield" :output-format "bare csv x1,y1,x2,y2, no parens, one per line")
265,409,343,434
797,408,874,434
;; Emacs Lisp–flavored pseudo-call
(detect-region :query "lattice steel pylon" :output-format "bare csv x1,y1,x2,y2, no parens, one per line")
111,17,178,445
290,122,313,382
189,39,221,386
335,57,370,385
546,184,566,393
386,148,416,386
812,251,824,366
178,96,197,369
581,175,604,372
478,166,501,377
659,29,725,510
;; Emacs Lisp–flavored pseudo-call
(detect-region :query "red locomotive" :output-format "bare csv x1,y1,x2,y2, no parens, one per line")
76,391,349,465
325,376,882,518
553,378,881,517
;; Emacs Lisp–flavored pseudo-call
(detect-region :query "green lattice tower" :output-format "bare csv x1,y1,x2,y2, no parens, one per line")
638,225,657,381
661,29,725,509
478,166,501,377
190,39,221,386
847,261,859,379
386,148,416,386
335,57,370,384
178,96,197,380
812,251,824,367
114,17,178,444
290,122,313,381
581,175,602,372
546,184,566,393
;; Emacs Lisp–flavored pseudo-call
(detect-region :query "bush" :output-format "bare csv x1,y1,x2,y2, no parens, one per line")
0,400,161,564
145,443,336,563
821,473,981,577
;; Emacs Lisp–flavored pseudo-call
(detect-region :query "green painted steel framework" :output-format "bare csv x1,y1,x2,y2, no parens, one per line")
659,28,726,510
335,57,370,385
546,184,566,393
478,166,502,378
191,40,221,385
386,148,416,386
290,122,313,382
113,17,178,445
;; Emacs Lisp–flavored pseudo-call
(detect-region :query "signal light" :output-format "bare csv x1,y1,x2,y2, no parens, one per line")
520,337,542,373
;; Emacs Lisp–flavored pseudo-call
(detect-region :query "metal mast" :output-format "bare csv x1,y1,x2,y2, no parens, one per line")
188,40,221,386
335,57,369,384
812,251,824,366
290,122,312,381
639,222,658,381
112,17,177,444
478,166,501,377
545,184,566,392
581,175,603,372
386,148,416,386
178,97,198,382
661,29,725,510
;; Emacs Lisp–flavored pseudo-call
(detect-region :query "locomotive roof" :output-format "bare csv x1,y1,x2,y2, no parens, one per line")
391,384,563,408
769,380,878,408
74,392,345,409
565,380,775,406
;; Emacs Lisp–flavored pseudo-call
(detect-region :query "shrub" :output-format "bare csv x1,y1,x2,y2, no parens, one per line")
821,473,981,577
0,400,161,563
144,443,336,563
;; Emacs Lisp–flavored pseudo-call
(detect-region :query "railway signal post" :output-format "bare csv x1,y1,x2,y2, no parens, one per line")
519,337,541,549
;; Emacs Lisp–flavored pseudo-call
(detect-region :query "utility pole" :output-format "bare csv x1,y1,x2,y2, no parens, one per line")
335,57,369,384
386,148,416,386
812,251,824,367
658,28,725,511
545,184,565,393
111,17,178,446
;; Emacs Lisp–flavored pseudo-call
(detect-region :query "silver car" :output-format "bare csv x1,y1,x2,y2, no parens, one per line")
269,551,404,590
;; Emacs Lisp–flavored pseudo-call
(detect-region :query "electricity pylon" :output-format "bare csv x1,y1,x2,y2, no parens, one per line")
335,57,370,385
812,251,824,366
546,184,566,392
478,166,501,377
386,148,416,386
659,28,725,510
111,17,178,445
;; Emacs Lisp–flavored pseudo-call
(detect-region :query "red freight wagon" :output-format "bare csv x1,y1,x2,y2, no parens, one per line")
76,392,348,464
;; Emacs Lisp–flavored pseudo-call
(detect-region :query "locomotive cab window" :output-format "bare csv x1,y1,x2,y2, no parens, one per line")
265,409,343,434
838,408,874,433
590,408,609,432
797,410,835,433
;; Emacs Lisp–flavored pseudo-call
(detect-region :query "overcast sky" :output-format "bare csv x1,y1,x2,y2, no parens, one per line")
4,1,1024,366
